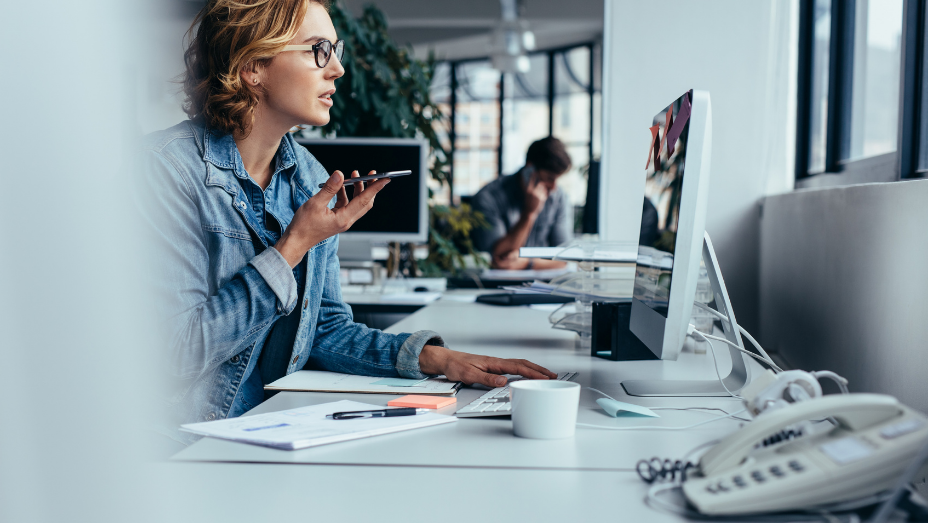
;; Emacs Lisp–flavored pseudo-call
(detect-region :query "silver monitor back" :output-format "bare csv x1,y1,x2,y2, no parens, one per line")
629,89,713,361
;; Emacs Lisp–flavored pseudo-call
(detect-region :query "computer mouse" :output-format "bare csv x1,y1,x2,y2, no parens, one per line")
414,286,428,292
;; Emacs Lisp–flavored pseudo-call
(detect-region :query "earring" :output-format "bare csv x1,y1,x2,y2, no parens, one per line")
254,78,259,84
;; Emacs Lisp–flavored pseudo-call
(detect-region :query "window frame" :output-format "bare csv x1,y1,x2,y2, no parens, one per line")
440,42,599,202
795,0,926,188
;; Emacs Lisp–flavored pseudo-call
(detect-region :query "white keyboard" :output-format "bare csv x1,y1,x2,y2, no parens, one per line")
455,372,579,418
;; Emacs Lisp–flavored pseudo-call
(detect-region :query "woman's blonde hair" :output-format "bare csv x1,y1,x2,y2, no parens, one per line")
182,0,330,137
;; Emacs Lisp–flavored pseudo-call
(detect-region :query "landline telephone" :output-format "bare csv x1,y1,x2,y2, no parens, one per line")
683,393,928,516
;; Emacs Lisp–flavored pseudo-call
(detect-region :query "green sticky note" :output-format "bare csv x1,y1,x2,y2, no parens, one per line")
371,378,428,387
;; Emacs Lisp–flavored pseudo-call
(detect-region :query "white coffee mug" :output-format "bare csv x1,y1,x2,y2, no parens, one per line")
510,380,581,439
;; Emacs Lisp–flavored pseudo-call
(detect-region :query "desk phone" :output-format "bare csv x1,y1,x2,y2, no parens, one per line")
683,393,928,515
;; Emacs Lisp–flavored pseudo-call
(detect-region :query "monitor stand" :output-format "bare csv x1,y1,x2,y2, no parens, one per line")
621,232,751,397
337,238,374,262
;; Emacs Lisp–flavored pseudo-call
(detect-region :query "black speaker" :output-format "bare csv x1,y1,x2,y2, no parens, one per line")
591,301,658,361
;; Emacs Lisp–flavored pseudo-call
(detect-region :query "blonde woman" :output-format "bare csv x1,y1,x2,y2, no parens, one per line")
139,0,554,446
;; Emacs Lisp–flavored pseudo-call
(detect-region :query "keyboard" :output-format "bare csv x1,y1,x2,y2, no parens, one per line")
455,372,579,418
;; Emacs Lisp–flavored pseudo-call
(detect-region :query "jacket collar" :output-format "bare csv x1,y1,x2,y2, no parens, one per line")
202,125,298,195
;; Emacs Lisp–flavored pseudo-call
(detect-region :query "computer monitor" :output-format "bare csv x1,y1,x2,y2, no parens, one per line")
628,89,712,361
622,90,752,397
296,137,428,260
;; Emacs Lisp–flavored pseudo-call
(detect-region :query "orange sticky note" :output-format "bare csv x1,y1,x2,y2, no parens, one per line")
388,395,457,409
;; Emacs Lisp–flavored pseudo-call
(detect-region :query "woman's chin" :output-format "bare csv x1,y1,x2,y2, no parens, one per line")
303,111,330,128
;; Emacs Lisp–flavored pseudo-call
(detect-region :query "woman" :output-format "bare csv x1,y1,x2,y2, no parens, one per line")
140,0,555,446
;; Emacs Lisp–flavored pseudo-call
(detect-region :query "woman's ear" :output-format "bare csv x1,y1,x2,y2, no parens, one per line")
241,61,262,87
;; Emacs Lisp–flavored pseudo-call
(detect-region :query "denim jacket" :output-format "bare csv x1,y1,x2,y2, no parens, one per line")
139,120,441,445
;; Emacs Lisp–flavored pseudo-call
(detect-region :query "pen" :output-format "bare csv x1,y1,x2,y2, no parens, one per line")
329,407,430,420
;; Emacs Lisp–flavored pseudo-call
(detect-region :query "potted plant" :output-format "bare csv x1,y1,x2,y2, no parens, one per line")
314,2,488,276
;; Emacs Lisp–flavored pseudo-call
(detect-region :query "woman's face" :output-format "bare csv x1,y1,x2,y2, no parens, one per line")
258,2,344,129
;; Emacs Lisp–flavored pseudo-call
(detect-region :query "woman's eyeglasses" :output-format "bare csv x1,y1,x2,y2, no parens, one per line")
282,39,345,68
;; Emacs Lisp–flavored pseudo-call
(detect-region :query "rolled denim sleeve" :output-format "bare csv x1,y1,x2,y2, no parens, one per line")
396,330,444,379
249,247,297,314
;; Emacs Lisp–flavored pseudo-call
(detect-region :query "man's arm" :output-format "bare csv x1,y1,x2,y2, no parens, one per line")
490,210,540,269
489,174,549,269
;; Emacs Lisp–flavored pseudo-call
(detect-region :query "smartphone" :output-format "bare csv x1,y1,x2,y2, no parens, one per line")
317,170,411,188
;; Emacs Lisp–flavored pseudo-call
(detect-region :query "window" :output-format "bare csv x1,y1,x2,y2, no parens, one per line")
552,46,595,206
430,43,601,207
501,53,549,177
453,61,501,199
796,0,925,187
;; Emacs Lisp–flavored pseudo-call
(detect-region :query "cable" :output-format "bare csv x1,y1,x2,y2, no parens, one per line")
693,301,777,366
652,408,751,422
700,332,783,373
577,408,747,431
691,330,742,399
645,482,874,522
737,325,775,367
813,371,850,394
867,437,928,523
586,388,751,421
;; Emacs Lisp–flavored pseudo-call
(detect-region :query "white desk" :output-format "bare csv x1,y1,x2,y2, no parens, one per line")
167,297,759,520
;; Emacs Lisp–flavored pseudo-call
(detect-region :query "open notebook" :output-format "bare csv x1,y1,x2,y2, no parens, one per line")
264,369,462,396
181,400,457,450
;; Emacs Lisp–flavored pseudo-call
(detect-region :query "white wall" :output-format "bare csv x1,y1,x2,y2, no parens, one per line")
601,0,797,333
760,180,928,412
1,1,159,521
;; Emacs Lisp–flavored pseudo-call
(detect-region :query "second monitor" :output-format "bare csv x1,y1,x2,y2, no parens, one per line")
297,137,428,260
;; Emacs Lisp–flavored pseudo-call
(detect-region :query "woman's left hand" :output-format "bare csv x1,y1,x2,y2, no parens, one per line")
418,345,557,388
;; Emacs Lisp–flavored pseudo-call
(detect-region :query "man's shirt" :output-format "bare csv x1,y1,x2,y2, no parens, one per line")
470,167,572,253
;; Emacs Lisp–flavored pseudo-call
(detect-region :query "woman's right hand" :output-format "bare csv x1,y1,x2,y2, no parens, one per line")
275,170,390,267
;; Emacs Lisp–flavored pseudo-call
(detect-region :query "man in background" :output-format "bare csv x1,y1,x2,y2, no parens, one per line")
471,137,572,270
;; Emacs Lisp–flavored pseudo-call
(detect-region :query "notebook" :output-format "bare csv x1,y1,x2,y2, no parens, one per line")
180,400,457,450
264,370,462,396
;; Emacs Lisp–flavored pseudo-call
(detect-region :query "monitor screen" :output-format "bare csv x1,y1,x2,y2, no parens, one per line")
296,139,425,239
633,90,693,317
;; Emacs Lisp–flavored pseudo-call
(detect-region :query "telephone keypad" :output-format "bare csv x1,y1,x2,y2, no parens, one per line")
769,465,785,477
751,470,767,483
788,460,805,472
732,475,747,488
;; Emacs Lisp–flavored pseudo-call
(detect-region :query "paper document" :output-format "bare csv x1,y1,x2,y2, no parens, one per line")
501,280,633,301
518,246,636,264
481,268,572,281
265,370,461,395
180,400,457,450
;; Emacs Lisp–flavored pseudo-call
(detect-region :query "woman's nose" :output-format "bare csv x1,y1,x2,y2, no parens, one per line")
327,55,345,79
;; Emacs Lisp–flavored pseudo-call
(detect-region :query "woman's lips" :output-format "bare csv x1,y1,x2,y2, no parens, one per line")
318,89,335,107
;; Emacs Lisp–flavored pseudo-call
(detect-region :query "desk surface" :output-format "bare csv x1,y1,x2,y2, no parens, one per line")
150,461,687,523
174,298,753,473
167,296,761,522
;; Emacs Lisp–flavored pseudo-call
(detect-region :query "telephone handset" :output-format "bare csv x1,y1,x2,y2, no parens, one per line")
699,394,901,476
683,393,928,515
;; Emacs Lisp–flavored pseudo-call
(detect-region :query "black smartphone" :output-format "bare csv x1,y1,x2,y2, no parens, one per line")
317,170,411,188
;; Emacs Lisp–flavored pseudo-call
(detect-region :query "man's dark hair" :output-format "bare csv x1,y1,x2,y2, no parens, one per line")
525,136,572,174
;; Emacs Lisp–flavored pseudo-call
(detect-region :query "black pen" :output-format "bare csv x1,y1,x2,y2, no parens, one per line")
328,407,430,420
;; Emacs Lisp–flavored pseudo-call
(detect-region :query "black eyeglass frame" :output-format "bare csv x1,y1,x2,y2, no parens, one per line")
282,39,345,68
